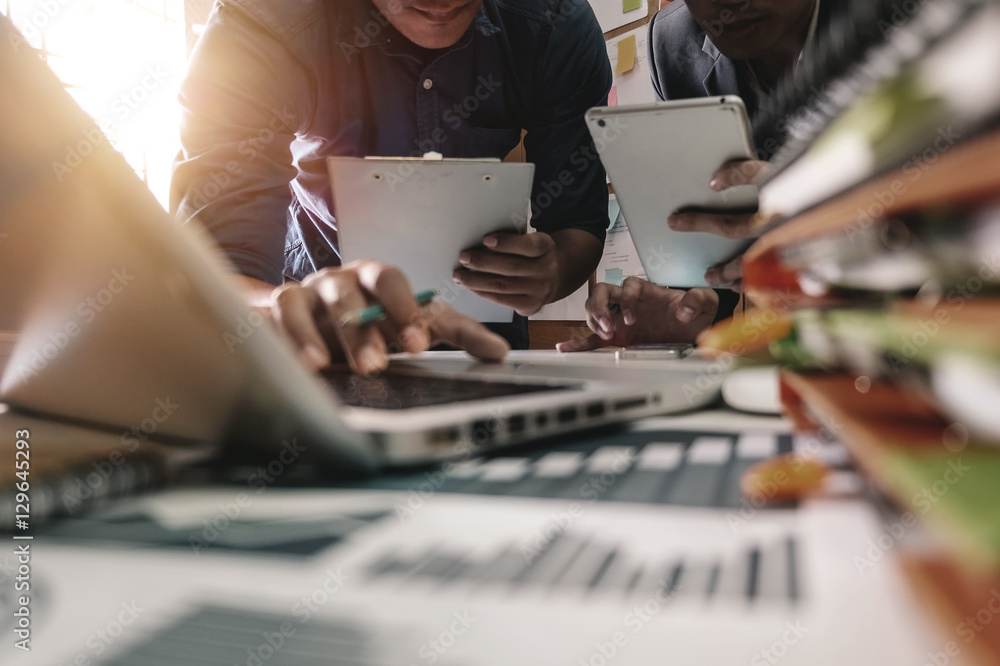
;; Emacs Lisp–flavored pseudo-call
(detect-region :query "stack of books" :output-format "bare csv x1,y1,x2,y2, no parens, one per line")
704,0,1000,662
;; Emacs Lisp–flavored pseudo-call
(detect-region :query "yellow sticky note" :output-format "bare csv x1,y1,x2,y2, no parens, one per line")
615,35,637,75
623,0,642,13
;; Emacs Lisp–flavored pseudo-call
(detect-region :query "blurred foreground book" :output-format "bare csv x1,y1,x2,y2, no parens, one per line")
703,1,1000,663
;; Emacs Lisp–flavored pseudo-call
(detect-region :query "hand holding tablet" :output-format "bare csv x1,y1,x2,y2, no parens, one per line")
585,97,761,288
670,159,775,291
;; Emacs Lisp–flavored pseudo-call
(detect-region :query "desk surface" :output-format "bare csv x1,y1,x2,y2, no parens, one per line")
1,405,956,666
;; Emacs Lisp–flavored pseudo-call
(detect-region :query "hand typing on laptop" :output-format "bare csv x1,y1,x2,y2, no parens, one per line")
236,260,509,376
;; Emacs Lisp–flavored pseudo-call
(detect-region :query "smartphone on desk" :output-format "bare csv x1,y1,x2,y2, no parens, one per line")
614,343,694,360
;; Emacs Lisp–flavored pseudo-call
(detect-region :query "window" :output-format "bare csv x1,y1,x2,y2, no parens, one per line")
4,0,187,207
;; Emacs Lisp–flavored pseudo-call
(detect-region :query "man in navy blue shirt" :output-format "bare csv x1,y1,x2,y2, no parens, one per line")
171,0,612,374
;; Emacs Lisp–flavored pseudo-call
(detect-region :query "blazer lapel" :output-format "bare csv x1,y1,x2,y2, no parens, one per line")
700,35,741,97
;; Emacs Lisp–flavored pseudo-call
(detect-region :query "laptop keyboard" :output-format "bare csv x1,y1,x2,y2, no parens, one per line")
322,368,576,410
342,430,850,509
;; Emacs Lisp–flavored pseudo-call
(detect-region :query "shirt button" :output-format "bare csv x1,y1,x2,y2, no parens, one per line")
422,78,433,90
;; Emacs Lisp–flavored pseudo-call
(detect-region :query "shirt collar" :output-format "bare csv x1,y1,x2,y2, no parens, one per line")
472,3,501,37
334,0,500,49
797,0,821,70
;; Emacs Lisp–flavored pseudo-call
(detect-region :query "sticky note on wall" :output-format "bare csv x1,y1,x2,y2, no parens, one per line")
623,0,642,13
615,34,637,75
608,85,619,107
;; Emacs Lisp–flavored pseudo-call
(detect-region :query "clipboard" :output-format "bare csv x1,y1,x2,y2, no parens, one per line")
328,154,535,323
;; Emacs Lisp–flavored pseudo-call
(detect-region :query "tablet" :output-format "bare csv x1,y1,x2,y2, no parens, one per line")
328,155,535,323
586,97,758,287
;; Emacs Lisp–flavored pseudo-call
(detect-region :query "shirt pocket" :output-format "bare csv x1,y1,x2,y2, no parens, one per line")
464,126,523,160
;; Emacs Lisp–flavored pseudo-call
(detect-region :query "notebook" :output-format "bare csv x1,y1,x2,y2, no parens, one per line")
0,14,724,480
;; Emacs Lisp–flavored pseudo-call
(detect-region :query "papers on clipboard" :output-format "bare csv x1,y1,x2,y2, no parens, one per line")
597,195,647,286
329,155,535,323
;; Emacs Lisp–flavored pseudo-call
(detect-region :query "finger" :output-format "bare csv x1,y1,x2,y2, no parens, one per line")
351,260,431,353
667,211,756,239
251,304,275,326
675,288,718,324
429,308,510,361
585,282,622,340
270,283,331,371
556,333,609,353
709,159,771,191
457,249,535,277
617,277,645,326
304,269,388,376
705,255,743,286
453,269,535,295
480,231,554,258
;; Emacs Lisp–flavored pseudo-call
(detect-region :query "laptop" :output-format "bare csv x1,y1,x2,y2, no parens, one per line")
0,15,723,472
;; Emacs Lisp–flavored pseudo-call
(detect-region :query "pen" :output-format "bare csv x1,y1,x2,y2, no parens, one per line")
339,289,439,327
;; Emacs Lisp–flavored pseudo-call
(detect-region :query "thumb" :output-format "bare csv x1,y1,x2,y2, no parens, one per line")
705,255,743,287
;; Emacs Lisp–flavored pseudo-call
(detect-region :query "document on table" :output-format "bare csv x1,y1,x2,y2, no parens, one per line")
597,195,647,286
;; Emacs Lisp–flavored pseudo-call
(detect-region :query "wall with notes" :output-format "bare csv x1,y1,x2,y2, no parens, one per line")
601,0,667,107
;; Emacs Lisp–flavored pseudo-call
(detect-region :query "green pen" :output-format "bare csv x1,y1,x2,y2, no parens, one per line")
339,289,439,327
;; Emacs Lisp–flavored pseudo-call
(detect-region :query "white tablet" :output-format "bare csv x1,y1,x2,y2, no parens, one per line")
328,155,535,323
586,97,758,287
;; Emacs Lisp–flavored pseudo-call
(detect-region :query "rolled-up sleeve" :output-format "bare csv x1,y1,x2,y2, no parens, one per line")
170,2,307,285
522,0,612,244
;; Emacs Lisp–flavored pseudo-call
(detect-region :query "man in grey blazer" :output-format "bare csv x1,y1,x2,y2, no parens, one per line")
559,0,824,352
649,0,832,158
